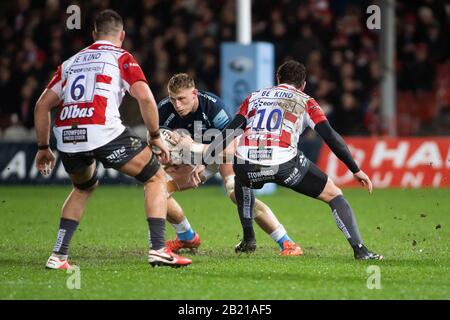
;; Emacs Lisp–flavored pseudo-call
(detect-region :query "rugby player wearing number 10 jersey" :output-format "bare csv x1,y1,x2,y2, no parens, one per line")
201,60,383,260
34,9,191,268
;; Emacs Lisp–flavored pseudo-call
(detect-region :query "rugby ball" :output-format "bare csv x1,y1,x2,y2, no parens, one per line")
148,128,184,165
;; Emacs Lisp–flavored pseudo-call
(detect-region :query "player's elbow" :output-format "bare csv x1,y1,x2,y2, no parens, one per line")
136,96,153,106
131,81,153,103
34,100,48,115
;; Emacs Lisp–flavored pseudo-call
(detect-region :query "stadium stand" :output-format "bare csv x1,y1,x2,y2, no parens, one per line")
0,0,448,136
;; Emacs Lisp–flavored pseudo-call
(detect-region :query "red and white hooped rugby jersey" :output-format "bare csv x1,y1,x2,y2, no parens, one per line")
47,40,147,152
236,83,327,165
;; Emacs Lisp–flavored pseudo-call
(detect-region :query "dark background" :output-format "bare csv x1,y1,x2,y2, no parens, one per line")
0,0,449,139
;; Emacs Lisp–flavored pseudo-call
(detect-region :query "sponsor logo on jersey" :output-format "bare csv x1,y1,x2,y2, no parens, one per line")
56,96,107,127
62,128,88,144
69,65,102,75
74,53,101,63
164,113,176,127
248,149,273,161
123,62,140,70
254,100,276,108
246,169,276,184
283,167,301,185
130,137,142,150
273,91,293,98
246,134,280,142
212,110,230,129
60,105,94,121
198,92,217,103
106,146,127,163
248,169,275,178
298,153,307,167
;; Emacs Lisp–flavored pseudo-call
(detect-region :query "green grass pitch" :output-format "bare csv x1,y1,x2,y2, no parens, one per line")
0,186,449,299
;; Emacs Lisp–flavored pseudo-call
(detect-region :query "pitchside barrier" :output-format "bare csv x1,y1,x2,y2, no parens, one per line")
0,142,135,185
1,137,448,187
317,137,450,188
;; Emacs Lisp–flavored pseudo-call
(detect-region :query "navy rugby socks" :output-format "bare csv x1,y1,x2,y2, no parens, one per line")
329,195,363,247
52,218,79,257
147,217,166,251
234,177,256,241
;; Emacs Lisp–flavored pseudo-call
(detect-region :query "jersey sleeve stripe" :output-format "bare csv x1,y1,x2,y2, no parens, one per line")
96,74,112,84
47,65,62,89
212,109,230,129
306,98,327,125
118,53,148,92
237,95,251,116
284,111,297,123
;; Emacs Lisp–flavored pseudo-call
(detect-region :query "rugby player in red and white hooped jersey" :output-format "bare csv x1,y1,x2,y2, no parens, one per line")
34,9,191,268
200,60,383,260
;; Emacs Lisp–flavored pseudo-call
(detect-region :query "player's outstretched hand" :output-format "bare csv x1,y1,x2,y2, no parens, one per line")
35,149,56,176
165,130,181,145
176,135,194,151
151,137,171,164
190,165,206,187
353,170,373,194
166,130,193,145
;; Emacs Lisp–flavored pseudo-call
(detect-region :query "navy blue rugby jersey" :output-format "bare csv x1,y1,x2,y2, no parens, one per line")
158,91,233,142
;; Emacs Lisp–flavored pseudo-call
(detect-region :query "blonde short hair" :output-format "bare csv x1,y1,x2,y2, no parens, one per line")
168,73,195,93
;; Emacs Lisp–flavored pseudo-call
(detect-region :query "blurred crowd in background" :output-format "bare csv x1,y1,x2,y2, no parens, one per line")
0,0,449,141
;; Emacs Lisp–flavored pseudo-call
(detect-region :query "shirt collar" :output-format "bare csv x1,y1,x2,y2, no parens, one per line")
279,83,297,90
94,40,117,46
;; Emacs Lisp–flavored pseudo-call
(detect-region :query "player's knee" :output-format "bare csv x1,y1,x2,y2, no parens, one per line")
253,199,264,219
73,175,99,193
135,152,160,183
331,186,343,199
144,168,166,184
224,175,235,198
327,181,343,200
228,191,236,204
320,179,343,203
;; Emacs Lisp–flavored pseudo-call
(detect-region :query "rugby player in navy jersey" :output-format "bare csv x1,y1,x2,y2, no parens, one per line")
156,73,302,255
